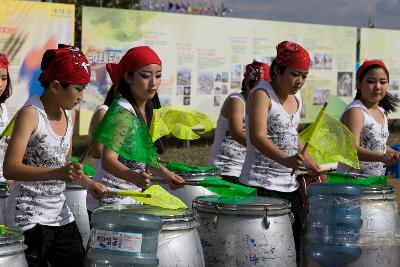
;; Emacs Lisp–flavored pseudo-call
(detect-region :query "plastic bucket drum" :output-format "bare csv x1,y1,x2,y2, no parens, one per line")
64,183,90,247
0,182,8,225
86,205,204,267
193,195,296,267
161,170,220,207
0,227,28,267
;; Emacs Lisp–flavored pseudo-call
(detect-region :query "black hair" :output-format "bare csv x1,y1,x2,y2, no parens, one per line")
240,78,259,101
116,72,165,154
38,49,70,89
355,64,399,114
103,85,118,106
269,59,286,80
0,71,12,103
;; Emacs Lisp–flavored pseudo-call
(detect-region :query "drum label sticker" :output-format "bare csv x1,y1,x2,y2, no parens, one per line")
93,229,143,253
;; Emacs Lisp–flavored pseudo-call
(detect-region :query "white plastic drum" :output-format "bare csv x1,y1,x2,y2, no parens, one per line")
162,170,220,207
0,182,7,225
0,227,28,267
346,185,400,267
64,183,90,247
145,206,205,267
194,195,296,267
86,205,204,267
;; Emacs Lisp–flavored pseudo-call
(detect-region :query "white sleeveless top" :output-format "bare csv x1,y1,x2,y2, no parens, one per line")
208,93,247,177
337,100,389,176
239,80,302,192
0,103,9,182
86,98,144,211
89,104,109,174
6,96,74,230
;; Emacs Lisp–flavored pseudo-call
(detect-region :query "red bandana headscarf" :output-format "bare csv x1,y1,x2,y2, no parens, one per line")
357,60,389,80
275,41,310,71
41,45,91,85
244,60,271,82
107,46,162,85
0,53,9,69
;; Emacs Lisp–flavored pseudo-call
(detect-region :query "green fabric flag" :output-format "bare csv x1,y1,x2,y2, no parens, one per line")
166,161,218,173
327,172,387,187
300,109,359,169
149,105,214,142
92,98,159,168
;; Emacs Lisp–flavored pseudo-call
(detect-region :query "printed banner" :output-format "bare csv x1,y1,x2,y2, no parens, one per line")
80,7,357,134
0,0,75,116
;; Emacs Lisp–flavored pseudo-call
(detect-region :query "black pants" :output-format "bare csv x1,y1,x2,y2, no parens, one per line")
23,221,85,267
255,187,302,254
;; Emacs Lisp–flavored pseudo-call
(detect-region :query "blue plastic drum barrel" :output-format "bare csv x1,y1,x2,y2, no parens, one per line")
86,205,204,267
302,183,364,267
303,183,400,267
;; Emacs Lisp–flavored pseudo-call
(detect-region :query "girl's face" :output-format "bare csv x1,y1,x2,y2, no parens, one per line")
275,67,308,95
357,67,388,104
126,64,162,102
0,68,8,97
56,83,85,110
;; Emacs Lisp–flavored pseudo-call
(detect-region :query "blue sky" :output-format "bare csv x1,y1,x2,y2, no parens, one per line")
223,0,400,30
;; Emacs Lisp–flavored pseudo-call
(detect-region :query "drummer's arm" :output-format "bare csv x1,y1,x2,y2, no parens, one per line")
149,165,185,185
298,137,320,173
342,108,391,164
102,147,151,188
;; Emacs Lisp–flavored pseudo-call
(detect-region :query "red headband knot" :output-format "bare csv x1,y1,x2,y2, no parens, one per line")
244,60,271,82
357,60,388,80
42,45,91,85
0,53,9,69
275,41,310,71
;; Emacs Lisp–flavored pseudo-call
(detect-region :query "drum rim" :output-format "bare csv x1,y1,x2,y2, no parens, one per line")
362,185,395,195
173,171,221,181
193,196,291,215
94,205,198,230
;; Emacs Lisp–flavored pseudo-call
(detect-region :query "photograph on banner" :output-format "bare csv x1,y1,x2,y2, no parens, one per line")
80,7,357,135
360,27,400,119
0,1,75,116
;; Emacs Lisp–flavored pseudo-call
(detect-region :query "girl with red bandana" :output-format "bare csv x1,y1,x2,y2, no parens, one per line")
0,53,12,186
4,45,106,267
209,60,270,184
239,41,320,258
86,46,184,212
337,60,400,176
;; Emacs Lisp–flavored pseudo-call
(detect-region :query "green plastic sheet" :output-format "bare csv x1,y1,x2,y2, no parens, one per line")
201,176,257,197
166,161,218,173
327,172,387,187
